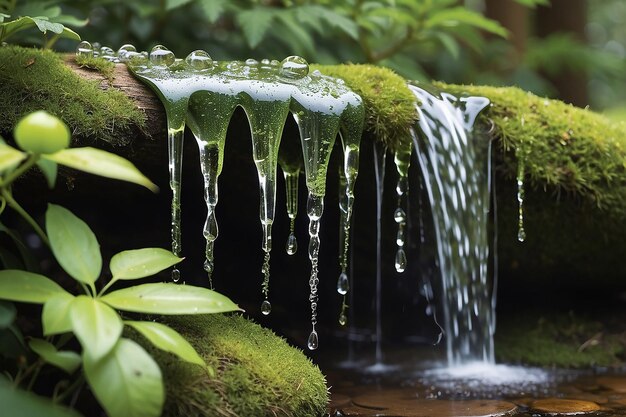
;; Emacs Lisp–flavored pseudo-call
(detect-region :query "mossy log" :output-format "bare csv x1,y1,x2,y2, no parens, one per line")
3,45,626,289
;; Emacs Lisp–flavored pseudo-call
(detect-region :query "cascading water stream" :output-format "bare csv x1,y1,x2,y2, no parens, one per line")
409,83,493,365
373,141,387,365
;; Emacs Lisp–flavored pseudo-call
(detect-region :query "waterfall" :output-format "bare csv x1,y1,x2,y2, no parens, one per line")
409,83,493,365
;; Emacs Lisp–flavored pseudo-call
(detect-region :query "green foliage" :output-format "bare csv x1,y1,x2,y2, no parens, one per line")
0,0,86,47
0,46,146,148
145,314,328,417
0,112,240,417
0,382,82,417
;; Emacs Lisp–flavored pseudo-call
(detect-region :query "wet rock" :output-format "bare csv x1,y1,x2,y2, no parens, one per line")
596,376,626,393
330,393,352,409
530,398,601,415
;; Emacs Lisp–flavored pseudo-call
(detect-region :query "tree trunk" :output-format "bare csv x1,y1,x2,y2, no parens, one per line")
536,0,589,107
485,0,529,55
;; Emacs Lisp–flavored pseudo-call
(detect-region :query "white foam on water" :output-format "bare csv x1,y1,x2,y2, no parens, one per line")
425,362,549,385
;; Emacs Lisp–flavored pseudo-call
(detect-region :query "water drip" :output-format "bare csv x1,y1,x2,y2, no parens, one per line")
409,83,492,365
516,146,526,242
373,141,387,364
283,170,300,255
393,142,412,274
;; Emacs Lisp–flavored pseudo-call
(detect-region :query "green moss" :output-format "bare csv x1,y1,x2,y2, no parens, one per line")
138,314,328,417
74,54,115,83
0,46,145,147
439,83,626,216
313,64,416,152
496,312,625,368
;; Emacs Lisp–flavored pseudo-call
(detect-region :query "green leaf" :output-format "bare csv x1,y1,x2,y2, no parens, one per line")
198,0,228,23
425,7,508,38
84,338,163,417
0,384,83,417
28,338,81,374
125,320,205,367
42,293,74,335
101,283,240,315
0,222,39,272
236,7,275,48
44,148,158,192
46,204,101,286
0,143,26,173
0,270,70,304
70,296,122,361
0,16,80,43
109,248,182,281
0,301,16,329
36,158,57,188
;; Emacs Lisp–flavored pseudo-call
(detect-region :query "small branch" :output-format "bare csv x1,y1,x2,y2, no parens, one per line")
0,187,50,248
1,154,39,188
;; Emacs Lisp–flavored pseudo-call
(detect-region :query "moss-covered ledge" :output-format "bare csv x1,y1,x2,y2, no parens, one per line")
135,314,328,417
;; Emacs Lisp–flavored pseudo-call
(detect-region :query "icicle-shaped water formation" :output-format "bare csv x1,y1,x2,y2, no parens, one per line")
393,140,412,273
409,83,492,365
124,48,363,345
283,170,299,255
373,142,387,364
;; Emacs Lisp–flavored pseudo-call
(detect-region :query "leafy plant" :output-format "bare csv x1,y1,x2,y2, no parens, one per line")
0,0,86,47
0,111,240,417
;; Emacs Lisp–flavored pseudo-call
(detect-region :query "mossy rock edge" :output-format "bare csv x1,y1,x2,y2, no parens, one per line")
135,314,328,417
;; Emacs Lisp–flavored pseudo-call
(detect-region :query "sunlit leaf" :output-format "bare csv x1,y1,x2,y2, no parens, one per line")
0,270,70,304
125,320,205,367
0,301,16,329
70,296,122,361
44,148,158,192
0,384,83,417
36,158,57,189
29,338,81,374
109,248,182,281
165,0,193,11
42,293,74,335
84,338,163,417
46,204,101,286
101,283,240,315
0,143,26,172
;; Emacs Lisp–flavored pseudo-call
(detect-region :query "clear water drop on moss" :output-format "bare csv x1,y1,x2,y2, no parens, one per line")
76,41,93,58
280,56,309,79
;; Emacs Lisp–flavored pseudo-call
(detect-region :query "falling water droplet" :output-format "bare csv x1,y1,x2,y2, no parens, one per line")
185,50,213,70
286,232,298,255
261,300,272,315
394,207,406,223
307,330,319,350
171,268,181,283
516,147,526,242
336,272,349,295
338,312,347,326
203,259,213,274
76,41,93,58
279,56,309,79
150,45,175,67
395,249,407,273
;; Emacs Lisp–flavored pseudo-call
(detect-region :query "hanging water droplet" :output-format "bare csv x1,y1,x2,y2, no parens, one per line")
203,259,213,274
307,330,319,350
261,300,272,315
150,45,175,67
394,207,406,223
172,268,181,283
286,232,298,255
279,56,309,79
338,312,347,326
517,227,526,242
395,249,407,273
336,272,349,295
185,50,213,70
76,41,93,58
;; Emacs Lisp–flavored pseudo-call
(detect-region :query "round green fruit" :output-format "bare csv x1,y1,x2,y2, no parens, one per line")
14,111,71,154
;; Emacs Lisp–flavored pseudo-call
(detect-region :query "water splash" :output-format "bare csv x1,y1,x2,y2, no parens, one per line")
409,83,492,365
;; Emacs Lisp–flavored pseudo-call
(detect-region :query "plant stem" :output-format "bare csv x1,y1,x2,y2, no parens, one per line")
98,277,118,297
54,375,85,404
0,187,50,248
1,154,39,188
